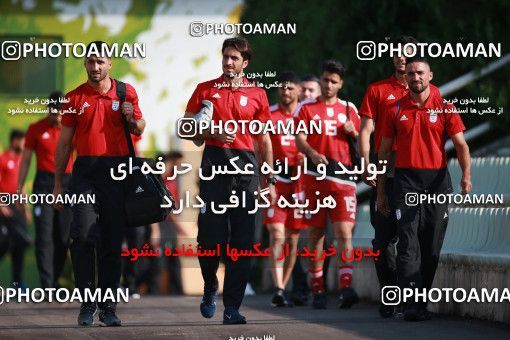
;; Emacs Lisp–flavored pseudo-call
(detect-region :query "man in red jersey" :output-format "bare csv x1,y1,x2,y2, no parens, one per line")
0,129,32,289
377,56,471,321
179,36,275,324
296,60,360,309
358,36,439,318
264,71,306,307
300,74,321,101
53,41,145,327
18,91,74,290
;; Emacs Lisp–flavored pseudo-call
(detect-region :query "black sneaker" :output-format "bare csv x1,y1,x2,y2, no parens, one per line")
78,302,97,326
338,287,359,309
223,306,247,325
403,305,432,322
312,292,327,309
271,288,292,307
291,291,309,306
378,304,395,318
200,286,218,318
99,303,121,327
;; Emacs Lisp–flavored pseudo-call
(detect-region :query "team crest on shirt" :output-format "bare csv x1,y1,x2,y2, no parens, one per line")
267,208,274,218
240,95,248,107
112,100,120,111
338,113,347,123
429,113,438,123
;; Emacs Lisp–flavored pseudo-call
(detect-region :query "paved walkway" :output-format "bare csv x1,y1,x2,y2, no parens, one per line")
1,295,509,339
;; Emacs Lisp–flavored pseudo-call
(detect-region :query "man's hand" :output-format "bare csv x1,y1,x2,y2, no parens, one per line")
343,120,358,137
376,192,390,217
461,176,472,194
0,206,13,218
214,131,236,145
309,150,328,166
52,184,64,210
267,184,277,205
122,102,134,121
362,170,377,187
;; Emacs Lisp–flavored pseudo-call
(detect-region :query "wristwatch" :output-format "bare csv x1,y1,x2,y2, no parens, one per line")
266,177,277,186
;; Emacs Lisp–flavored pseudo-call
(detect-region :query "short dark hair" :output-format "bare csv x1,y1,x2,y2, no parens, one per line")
222,37,252,61
163,151,184,162
10,129,25,142
395,35,419,45
48,90,63,109
406,55,430,67
85,40,110,58
321,59,346,78
279,71,301,85
301,74,320,84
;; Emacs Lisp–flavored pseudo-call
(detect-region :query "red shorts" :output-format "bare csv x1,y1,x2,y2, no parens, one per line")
264,180,307,230
302,174,357,227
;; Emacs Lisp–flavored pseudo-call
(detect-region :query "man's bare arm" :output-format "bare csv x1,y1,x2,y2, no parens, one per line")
256,131,276,204
295,132,328,165
53,126,75,209
451,132,471,194
359,116,374,165
17,148,33,193
129,118,145,136
376,137,393,216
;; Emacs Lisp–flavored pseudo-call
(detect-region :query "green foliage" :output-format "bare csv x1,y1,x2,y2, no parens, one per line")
241,0,510,130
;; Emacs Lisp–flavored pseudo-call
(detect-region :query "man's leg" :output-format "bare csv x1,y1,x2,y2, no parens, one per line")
53,205,72,287
223,175,258,311
419,200,449,314
34,204,56,288
282,228,301,288
370,179,398,316
197,175,231,318
90,174,126,327
370,179,398,289
267,222,289,307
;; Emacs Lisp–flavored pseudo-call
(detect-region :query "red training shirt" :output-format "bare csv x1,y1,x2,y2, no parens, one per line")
25,117,73,173
295,97,361,167
380,89,465,169
0,150,22,194
359,74,441,153
186,75,270,152
61,78,143,157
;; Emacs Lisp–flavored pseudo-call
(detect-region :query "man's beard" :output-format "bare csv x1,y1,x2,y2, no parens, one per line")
13,146,23,154
410,83,427,94
88,72,106,83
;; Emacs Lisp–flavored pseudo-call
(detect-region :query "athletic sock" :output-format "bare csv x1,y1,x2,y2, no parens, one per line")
309,268,324,294
339,265,353,289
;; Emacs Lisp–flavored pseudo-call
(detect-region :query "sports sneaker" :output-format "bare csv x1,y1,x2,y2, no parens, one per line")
403,305,432,322
223,306,247,325
338,287,359,309
312,292,327,309
98,303,121,326
378,304,395,318
271,288,293,307
78,302,97,326
200,286,218,318
291,291,309,306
